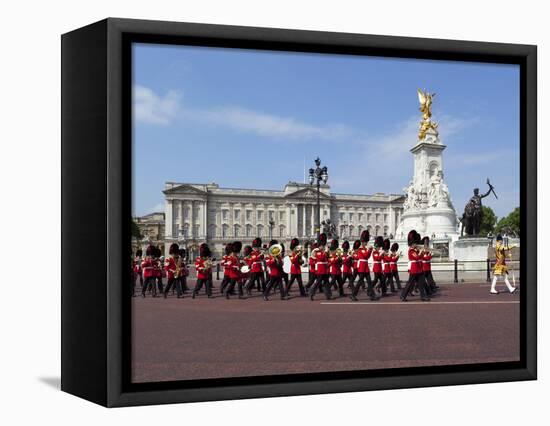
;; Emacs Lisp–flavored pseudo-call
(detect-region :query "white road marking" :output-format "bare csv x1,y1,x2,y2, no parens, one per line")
321,301,520,305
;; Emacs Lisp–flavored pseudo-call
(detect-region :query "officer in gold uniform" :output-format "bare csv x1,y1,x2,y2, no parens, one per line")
490,234,517,294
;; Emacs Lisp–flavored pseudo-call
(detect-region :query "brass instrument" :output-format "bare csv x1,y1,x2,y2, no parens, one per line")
174,256,182,278
268,243,283,257
335,248,343,257
203,258,212,271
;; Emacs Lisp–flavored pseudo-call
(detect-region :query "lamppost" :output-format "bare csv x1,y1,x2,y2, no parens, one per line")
308,157,328,240
268,219,275,240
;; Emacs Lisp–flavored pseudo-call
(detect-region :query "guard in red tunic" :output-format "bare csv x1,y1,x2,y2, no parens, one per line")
219,244,232,294
246,238,265,294
224,241,245,299
305,242,318,292
400,230,430,302
192,243,213,298
178,248,189,293
285,238,306,297
340,241,354,290
153,247,164,295
308,233,332,301
328,239,345,297
371,236,387,296
163,243,184,298
350,231,377,301
350,240,361,288
132,249,143,296
141,245,156,297
421,236,437,294
382,239,397,293
263,240,287,301
389,242,402,290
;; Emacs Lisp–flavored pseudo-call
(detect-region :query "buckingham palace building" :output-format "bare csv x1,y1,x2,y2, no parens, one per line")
163,181,405,258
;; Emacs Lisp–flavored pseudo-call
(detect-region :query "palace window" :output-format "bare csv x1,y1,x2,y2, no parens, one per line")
257,224,264,237
222,210,228,221
349,213,354,222
269,211,274,221
234,209,240,221
358,213,363,222
383,214,388,223
246,224,252,237
234,224,240,237
257,211,263,221
279,211,285,221
222,224,228,238
339,212,344,221
246,210,252,221
184,207,190,220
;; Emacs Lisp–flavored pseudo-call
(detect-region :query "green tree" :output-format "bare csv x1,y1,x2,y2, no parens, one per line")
131,219,142,240
480,206,498,236
495,207,520,236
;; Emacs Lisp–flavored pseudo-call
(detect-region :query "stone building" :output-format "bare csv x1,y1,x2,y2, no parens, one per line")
163,181,404,258
134,212,165,254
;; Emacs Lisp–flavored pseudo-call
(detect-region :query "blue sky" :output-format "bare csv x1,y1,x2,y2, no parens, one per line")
132,43,520,219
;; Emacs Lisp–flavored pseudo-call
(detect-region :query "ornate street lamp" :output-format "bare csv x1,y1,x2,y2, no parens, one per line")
268,219,275,239
308,157,328,240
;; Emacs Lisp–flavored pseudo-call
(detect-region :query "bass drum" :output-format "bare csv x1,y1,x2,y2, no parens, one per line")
240,265,250,274
282,256,292,274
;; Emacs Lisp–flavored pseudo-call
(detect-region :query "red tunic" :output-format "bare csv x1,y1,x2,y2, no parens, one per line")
329,253,342,275
308,254,317,275
390,253,399,272
164,256,177,280
383,253,392,273
220,255,230,277
341,253,353,274
422,252,432,272
408,248,422,274
314,250,329,275
194,257,211,279
249,251,264,273
141,258,155,278
226,254,241,280
266,255,282,277
372,249,383,273
153,259,162,278
133,257,142,274
356,246,372,273
290,252,303,275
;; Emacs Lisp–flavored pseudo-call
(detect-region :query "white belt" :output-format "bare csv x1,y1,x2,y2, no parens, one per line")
358,259,368,263
373,261,382,264
389,262,396,265
422,261,431,263
316,262,328,265
252,261,262,265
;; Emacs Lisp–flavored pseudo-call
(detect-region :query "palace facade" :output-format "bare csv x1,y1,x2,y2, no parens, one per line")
163,181,405,258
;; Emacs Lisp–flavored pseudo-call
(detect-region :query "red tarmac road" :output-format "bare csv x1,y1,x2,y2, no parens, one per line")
131,281,520,383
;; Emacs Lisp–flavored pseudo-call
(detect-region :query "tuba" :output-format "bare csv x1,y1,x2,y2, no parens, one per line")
335,248,343,257
268,243,283,257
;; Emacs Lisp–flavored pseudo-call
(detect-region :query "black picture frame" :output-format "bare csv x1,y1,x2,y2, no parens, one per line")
61,17,537,407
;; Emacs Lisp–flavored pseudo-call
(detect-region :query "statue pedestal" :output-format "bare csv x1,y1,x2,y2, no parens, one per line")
397,207,459,240
451,237,491,263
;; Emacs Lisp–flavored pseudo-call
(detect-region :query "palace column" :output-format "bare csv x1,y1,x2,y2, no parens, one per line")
165,199,173,239
302,203,306,237
202,199,207,239
310,203,315,237
178,200,184,238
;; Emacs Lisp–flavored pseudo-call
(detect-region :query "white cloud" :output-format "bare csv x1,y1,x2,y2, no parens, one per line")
133,84,353,141
133,85,181,125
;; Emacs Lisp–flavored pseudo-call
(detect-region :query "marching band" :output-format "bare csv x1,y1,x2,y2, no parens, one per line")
132,229,442,302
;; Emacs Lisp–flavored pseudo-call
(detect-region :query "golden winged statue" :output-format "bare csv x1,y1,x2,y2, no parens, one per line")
417,89,439,140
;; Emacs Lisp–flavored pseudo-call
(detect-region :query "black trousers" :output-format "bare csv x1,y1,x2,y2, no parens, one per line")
224,278,243,298
352,272,374,298
219,275,230,293
372,272,387,295
306,272,316,289
401,273,428,300
329,274,345,296
390,270,402,289
351,270,364,289
424,270,436,292
142,276,156,296
164,277,183,297
156,277,164,294
264,276,286,299
309,274,332,299
286,274,306,296
246,272,265,292
342,272,355,288
384,273,396,292
193,278,212,297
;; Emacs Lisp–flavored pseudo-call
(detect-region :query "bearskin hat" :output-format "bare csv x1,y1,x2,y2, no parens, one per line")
330,239,339,251
383,238,390,251
280,243,286,256
269,239,279,247
178,248,186,257
360,229,370,243
415,232,423,245
374,236,384,248
318,233,327,246
496,234,503,241
252,237,262,248
342,240,350,251
407,230,418,246
243,245,252,256
353,240,361,250
199,243,210,257
290,238,300,250
224,243,234,255
145,245,155,256
391,242,399,252
169,243,179,255
233,241,242,253
311,242,318,250
154,247,162,258
422,236,430,247
135,249,142,257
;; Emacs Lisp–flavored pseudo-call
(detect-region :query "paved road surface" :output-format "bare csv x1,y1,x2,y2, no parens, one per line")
131,281,520,383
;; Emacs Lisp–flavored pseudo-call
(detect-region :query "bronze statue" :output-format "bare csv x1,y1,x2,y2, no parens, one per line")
461,179,498,236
